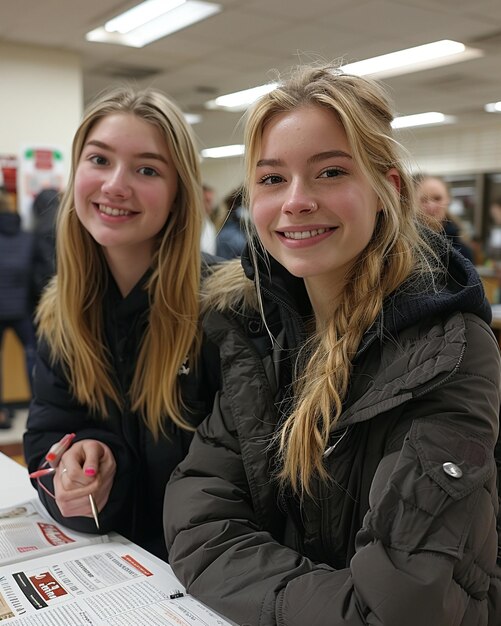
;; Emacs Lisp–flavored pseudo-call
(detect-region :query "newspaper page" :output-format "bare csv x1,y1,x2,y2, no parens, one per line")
0,501,107,566
0,540,236,625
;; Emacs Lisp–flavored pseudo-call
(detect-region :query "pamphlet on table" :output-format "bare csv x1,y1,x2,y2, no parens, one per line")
0,500,235,625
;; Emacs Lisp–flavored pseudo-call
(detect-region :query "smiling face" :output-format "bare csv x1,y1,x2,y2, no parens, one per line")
74,112,178,270
251,104,383,303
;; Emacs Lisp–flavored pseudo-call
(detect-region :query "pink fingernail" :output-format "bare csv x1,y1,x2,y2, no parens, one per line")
85,467,96,476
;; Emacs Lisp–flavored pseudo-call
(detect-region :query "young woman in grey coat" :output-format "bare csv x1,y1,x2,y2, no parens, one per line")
164,64,501,625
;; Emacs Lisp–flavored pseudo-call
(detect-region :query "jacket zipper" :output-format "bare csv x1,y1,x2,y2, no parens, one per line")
323,426,350,458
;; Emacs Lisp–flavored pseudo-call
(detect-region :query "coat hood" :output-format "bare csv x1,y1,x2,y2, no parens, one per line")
383,245,491,334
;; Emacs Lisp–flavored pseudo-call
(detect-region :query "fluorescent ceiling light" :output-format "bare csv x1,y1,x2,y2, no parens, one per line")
485,101,501,113
342,40,482,79
206,40,483,111
184,113,202,125
205,83,278,111
86,0,222,48
391,112,456,129
105,0,185,34
200,145,245,159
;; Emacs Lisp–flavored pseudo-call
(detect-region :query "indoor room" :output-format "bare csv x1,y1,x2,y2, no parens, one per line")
1,2,501,625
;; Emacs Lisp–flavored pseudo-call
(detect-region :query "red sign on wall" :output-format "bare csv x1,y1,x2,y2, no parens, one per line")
34,149,55,170
0,154,18,193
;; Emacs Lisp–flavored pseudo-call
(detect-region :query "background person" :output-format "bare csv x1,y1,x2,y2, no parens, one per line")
31,187,60,307
0,188,36,429
487,197,501,262
415,173,475,263
215,186,247,259
200,183,217,255
165,65,500,625
24,86,221,560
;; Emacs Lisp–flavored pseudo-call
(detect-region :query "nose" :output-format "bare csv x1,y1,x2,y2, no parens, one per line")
281,182,318,216
101,166,132,199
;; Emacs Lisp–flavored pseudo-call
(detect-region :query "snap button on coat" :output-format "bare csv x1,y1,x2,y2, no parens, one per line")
442,461,463,478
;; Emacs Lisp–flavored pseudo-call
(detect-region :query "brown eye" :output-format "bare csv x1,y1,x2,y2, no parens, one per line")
319,167,344,178
90,155,108,166
138,166,159,177
260,174,283,185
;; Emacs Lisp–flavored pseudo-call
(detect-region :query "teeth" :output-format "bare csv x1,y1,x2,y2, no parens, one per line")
99,204,131,217
283,228,328,240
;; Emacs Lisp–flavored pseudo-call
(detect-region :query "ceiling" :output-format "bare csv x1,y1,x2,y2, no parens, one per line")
1,0,501,152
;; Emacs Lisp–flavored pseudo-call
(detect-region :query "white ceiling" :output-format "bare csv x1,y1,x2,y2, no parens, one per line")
1,0,501,151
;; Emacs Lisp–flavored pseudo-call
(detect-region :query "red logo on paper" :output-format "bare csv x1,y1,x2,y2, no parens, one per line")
122,554,153,576
30,572,67,601
17,546,38,553
37,522,75,546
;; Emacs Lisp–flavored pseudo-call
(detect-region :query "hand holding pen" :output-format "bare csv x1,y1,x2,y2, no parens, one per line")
30,436,116,531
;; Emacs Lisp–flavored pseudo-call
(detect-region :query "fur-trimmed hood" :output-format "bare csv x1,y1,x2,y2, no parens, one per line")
201,257,258,316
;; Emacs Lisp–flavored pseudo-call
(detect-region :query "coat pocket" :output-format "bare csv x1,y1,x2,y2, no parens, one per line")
362,418,496,560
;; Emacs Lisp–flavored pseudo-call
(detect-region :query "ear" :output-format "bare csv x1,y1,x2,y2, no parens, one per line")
385,167,401,194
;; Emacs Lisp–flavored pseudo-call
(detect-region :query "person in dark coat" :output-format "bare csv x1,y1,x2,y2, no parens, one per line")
164,65,501,625
31,187,60,306
23,86,221,561
215,187,247,259
0,190,36,428
415,174,475,263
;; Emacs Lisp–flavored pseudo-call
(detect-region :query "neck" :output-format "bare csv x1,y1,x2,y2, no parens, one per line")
304,276,345,328
103,246,153,297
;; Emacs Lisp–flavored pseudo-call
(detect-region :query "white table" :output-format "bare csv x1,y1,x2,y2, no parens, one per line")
0,452,239,625
0,452,35,505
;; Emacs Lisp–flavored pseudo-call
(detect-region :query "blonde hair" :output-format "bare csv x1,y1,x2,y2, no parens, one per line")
37,85,204,437
243,64,439,495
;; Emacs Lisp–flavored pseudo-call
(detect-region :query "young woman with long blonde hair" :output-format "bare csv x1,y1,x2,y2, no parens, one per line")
24,86,220,560
165,65,500,624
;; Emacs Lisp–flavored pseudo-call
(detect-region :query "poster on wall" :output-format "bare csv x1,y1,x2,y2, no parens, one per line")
0,155,18,213
18,146,65,229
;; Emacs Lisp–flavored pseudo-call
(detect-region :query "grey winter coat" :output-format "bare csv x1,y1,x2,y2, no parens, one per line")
165,246,501,626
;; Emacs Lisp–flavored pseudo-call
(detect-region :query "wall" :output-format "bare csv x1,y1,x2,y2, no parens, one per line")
400,121,501,175
200,155,245,208
0,42,83,186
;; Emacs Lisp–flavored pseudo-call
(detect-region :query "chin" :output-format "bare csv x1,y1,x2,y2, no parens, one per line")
283,264,323,279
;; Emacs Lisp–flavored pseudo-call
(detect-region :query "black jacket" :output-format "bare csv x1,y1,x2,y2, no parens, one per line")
0,212,35,320
24,265,221,561
165,243,501,626
443,218,474,263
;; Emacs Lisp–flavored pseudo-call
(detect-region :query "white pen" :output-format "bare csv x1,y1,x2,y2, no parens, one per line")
89,494,100,530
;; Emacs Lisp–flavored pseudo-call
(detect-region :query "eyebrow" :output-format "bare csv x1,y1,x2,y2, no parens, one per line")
84,139,169,164
256,150,352,168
